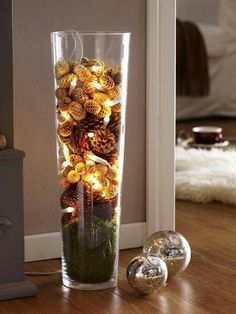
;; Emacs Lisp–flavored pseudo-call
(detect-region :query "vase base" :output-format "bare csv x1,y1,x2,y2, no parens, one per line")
62,276,117,290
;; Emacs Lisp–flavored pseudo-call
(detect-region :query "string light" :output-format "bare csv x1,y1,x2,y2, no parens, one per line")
103,114,111,126
89,65,102,72
63,144,70,160
65,207,74,213
69,77,77,95
104,98,121,107
62,160,70,167
87,153,110,167
88,132,94,138
61,111,71,121
93,82,104,91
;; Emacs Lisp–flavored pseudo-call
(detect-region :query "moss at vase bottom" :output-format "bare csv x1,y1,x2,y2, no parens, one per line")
62,216,117,283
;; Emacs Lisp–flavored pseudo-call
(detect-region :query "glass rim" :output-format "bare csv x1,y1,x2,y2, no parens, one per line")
50,30,131,36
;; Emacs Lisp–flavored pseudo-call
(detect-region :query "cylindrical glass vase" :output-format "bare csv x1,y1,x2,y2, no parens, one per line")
51,31,130,290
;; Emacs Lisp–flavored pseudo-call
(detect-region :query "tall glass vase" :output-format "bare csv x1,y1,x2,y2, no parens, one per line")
51,31,130,290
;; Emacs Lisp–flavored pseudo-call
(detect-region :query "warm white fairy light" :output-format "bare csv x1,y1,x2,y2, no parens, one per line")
103,114,111,126
67,207,74,213
87,153,110,167
63,144,70,160
104,98,121,107
61,111,71,121
62,160,70,168
93,82,104,91
69,77,77,95
104,99,113,107
92,181,102,190
88,132,94,138
89,65,102,72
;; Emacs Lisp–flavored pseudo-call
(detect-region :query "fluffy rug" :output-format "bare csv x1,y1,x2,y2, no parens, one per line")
176,146,236,205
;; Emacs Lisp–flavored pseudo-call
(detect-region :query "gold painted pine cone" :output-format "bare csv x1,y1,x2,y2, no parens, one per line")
58,121,73,137
71,87,89,104
57,96,72,112
107,88,120,100
68,60,79,72
97,105,111,118
68,154,82,166
55,88,68,100
55,61,69,79
58,73,77,88
90,129,116,154
68,101,86,121
84,99,101,115
57,132,71,145
83,75,99,94
92,92,109,104
99,74,115,90
73,64,91,82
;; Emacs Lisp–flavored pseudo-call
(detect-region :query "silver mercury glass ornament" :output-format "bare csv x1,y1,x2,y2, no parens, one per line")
126,253,168,295
143,230,191,278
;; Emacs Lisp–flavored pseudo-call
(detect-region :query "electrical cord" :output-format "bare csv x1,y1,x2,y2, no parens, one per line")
25,270,62,276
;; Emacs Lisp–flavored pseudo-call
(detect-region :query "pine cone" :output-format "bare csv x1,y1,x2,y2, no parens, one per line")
99,74,115,90
84,99,101,115
55,61,69,79
108,112,121,141
58,121,73,137
58,73,77,88
68,127,89,154
60,184,82,209
73,64,91,82
79,113,105,132
71,87,89,104
55,88,68,100
90,129,116,154
97,105,111,118
68,101,86,122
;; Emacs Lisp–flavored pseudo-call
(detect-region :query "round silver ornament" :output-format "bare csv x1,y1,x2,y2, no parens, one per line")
143,231,191,278
126,254,168,295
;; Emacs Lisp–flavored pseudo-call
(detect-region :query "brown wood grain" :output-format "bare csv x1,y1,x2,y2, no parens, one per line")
1,200,236,313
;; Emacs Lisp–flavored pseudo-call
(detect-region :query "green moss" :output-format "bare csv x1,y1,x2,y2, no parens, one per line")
62,216,117,283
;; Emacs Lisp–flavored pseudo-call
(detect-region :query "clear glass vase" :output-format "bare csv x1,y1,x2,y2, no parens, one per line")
51,31,130,290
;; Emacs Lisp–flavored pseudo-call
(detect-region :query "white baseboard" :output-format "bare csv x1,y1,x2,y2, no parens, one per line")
24,222,146,262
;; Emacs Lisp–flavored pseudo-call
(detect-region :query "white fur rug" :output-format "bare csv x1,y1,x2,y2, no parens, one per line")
176,147,236,205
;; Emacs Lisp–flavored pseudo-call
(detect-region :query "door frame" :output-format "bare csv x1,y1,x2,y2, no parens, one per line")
146,0,176,236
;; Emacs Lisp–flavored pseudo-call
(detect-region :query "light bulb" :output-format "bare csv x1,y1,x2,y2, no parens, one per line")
62,160,70,167
65,207,74,213
94,82,103,90
104,99,113,107
61,111,71,121
69,77,77,95
88,132,94,138
63,145,70,160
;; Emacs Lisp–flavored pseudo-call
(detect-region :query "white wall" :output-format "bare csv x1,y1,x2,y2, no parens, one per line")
177,0,222,25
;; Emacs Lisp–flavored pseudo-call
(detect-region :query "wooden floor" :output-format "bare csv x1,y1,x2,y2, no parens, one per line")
1,201,236,313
